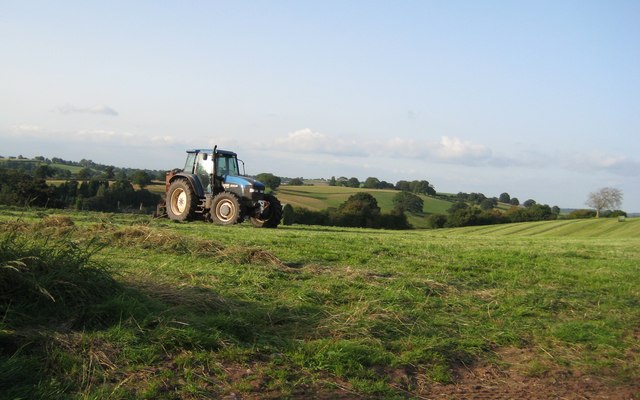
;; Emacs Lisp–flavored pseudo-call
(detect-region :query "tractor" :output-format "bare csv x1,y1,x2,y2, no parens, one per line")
159,147,282,228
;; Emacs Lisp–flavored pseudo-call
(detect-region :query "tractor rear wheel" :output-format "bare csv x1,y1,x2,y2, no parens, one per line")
211,192,241,225
167,179,197,221
250,194,282,228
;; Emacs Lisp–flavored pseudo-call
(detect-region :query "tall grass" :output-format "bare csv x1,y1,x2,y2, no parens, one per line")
0,212,638,398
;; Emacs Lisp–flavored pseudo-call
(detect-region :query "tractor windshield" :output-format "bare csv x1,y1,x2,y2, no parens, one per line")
216,154,240,176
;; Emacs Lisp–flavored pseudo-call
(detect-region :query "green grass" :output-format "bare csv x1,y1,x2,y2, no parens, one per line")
1,209,638,398
449,217,640,238
277,185,453,228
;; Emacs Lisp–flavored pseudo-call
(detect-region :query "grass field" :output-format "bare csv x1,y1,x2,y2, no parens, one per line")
276,185,452,229
1,208,638,399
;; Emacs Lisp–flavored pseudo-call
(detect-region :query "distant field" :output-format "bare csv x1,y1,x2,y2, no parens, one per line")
452,217,640,238
277,185,453,228
1,208,638,398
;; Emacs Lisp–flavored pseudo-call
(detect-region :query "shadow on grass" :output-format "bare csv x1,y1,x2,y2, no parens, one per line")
0,232,325,399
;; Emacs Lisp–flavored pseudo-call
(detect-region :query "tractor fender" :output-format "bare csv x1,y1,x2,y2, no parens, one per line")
168,173,205,198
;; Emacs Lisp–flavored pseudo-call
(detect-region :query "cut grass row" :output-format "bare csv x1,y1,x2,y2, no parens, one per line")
451,217,640,238
1,209,638,398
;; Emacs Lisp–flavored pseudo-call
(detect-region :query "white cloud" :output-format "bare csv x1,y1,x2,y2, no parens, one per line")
6,124,178,148
10,124,42,133
152,135,182,146
435,136,492,161
75,129,134,143
373,135,492,165
564,152,640,177
266,131,492,164
272,128,367,157
56,104,119,116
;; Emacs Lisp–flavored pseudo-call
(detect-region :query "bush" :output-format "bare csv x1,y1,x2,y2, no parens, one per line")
427,214,447,229
601,210,627,218
282,204,295,225
393,191,424,213
567,209,597,219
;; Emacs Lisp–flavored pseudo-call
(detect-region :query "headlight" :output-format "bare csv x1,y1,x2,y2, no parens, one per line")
249,188,264,194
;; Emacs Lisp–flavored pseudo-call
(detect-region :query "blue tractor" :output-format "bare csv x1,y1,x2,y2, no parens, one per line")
162,147,282,228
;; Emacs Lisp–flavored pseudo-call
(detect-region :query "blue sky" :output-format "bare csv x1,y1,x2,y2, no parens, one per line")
1,1,638,210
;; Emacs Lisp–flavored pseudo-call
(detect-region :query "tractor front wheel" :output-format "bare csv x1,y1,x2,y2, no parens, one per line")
211,192,241,225
167,179,196,221
250,194,282,228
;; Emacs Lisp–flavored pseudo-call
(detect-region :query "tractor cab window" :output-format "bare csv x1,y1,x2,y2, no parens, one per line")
184,152,197,173
195,153,214,193
216,154,239,176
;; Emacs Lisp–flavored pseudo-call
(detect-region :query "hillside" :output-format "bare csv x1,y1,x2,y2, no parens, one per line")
277,185,453,228
449,217,640,238
1,209,639,399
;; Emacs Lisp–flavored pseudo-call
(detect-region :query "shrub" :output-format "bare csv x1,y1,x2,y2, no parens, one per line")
282,204,295,225
427,214,447,229
567,209,597,219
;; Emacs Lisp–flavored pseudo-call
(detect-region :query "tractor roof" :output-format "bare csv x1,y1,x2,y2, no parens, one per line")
187,149,237,156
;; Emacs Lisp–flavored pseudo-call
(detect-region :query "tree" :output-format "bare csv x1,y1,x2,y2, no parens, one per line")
346,177,360,188
510,197,520,206
288,177,304,186
131,170,152,188
103,166,116,179
34,165,54,179
282,204,295,225
393,191,424,213
256,173,281,191
76,167,93,180
523,199,536,208
337,192,380,227
585,187,623,218
480,197,497,211
395,180,411,191
499,192,511,203
329,176,337,186
410,180,432,195
448,201,468,214
363,177,381,189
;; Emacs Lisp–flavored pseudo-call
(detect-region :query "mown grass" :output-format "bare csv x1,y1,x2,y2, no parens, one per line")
1,209,638,398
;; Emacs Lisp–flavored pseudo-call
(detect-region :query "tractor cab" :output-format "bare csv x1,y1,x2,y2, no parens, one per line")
183,149,266,200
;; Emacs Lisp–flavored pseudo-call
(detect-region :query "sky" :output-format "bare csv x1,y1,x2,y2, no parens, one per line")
1,1,639,210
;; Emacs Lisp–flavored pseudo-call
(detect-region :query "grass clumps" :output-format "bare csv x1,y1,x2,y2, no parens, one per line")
0,231,137,398
0,232,116,328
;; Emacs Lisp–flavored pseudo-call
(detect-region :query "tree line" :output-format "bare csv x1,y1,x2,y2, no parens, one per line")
0,155,165,185
281,192,411,230
256,172,437,196
0,168,160,213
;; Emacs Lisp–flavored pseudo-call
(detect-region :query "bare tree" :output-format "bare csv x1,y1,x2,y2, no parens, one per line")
585,187,623,218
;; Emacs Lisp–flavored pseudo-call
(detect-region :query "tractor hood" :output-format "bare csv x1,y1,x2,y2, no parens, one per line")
222,175,266,199
223,175,265,190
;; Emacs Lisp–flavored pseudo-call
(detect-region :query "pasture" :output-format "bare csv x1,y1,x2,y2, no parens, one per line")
1,208,638,399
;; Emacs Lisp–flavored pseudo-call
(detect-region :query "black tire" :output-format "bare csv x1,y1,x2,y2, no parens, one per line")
166,179,197,221
211,192,241,225
250,194,282,228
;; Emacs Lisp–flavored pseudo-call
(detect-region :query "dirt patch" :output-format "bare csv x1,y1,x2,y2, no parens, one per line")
422,347,639,400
